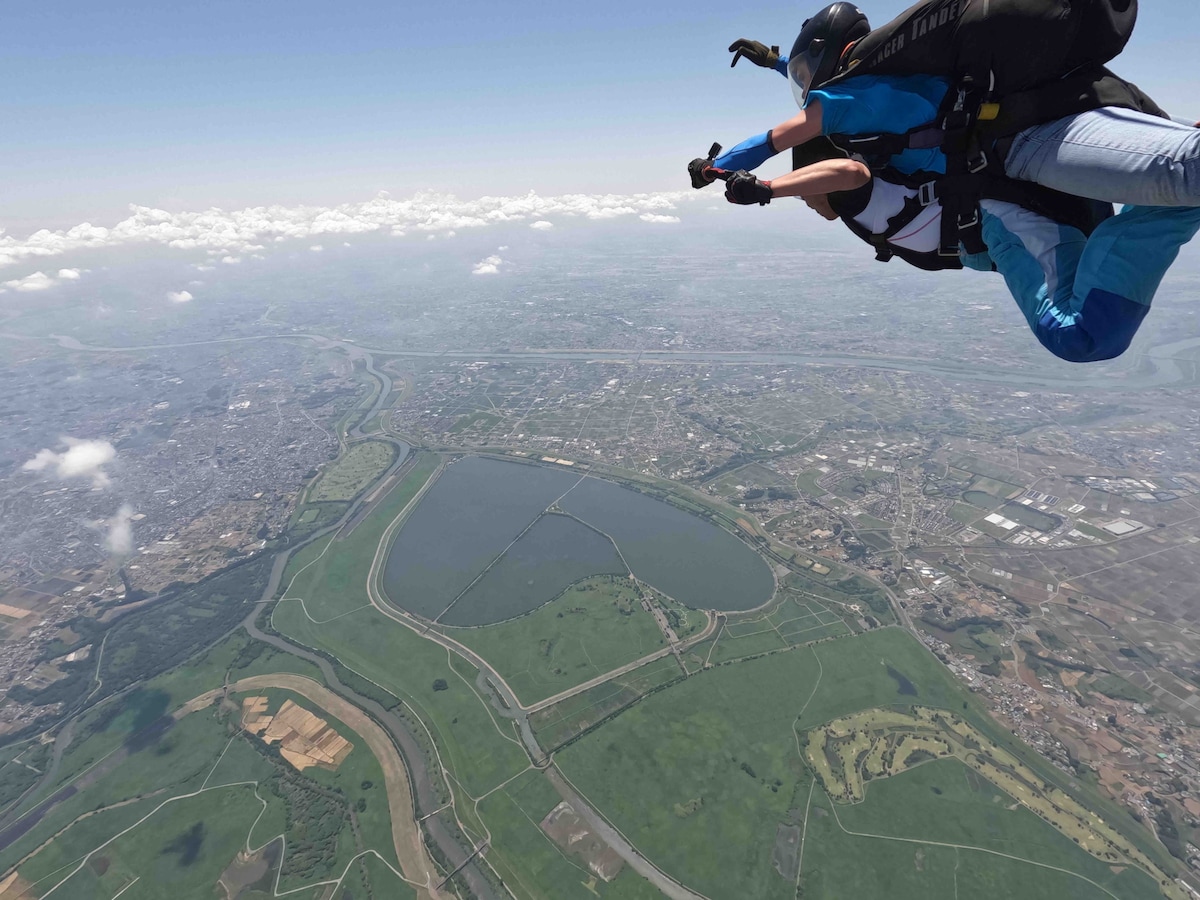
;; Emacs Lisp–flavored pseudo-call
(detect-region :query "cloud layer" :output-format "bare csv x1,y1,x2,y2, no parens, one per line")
0,190,689,271
166,290,193,303
23,438,117,488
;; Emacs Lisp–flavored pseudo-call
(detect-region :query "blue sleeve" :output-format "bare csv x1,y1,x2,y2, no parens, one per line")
774,54,789,77
713,132,780,173
810,75,948,136
809,75,951,175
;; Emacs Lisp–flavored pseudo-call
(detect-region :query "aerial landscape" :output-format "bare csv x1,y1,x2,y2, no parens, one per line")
4,1,1200,898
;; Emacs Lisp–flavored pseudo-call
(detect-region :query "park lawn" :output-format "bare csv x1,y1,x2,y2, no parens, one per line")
445,577,667,706
308,440,397,503
795,630,975,731
281,453,440,619
477,769,661,900
272,602,528,798
827,758,1166,900
556,647,824,900
853,512,894,531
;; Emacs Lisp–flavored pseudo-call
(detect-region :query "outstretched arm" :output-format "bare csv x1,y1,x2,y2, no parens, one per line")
769,157,868,198
711,101,825,173
724,158,870,206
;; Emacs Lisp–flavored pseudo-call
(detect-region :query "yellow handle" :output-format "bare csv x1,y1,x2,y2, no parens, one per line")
978,103,1001,121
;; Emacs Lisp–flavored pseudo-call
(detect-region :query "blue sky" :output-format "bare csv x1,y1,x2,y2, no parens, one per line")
2,0,1197,228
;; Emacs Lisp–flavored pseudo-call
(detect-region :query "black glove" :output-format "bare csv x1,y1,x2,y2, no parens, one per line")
725,171,773,206
689,157,718,190
729,38,780,69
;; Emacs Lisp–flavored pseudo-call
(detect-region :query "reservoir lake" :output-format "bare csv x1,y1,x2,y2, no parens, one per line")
382,457,775,625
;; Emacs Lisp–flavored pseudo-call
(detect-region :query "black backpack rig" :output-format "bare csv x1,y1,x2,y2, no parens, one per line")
804,0,1167,262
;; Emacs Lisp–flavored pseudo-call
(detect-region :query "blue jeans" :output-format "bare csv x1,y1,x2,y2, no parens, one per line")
1005,107,1200,207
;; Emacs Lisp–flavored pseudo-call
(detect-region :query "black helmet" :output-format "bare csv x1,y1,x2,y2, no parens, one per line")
787,3,871,106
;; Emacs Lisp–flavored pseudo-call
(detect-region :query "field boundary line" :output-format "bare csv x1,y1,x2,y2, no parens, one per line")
825,795,1128,900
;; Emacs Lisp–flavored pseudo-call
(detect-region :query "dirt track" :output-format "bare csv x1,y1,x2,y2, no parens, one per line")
222,674,441,900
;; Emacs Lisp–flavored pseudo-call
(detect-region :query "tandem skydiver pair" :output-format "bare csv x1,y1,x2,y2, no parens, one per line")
691,1,1200,364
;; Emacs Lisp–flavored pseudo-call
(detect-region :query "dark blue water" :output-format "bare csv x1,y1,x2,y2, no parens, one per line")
382,457,580,620
441,513,625,626
382,458,775,624
558,478,775,612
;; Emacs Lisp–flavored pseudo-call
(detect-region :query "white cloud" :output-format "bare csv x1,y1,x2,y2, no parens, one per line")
23,438,117,489
530,220,554,230
309,244,323,252
57,268,81,280
167,290,193,303
472,254,503,275
221,256,240,265
639,213,681,224
105,503,135,555
4,271,57,292
0,190,690,269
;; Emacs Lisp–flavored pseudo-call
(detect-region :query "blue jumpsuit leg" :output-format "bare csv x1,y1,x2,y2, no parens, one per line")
982,204,1200,363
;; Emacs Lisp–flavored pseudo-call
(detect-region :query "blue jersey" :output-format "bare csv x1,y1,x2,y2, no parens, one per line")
808,74,951,175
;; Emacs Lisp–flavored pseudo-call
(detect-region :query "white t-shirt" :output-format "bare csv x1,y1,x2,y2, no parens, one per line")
849,179,943,254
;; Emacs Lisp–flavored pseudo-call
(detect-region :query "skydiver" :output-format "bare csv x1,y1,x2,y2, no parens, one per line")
693,4,1200,363
715,4,1200,208
709,148,1200,362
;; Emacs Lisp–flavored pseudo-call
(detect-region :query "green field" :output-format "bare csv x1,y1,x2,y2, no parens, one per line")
804,758,1167,900
476,768,663,900
281,453,439,607
308,440,397,502
529,654,686,752
556,647,822,899
794,470,828,497
555,629,1174,900
445,576,668,706
5,681,402,900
